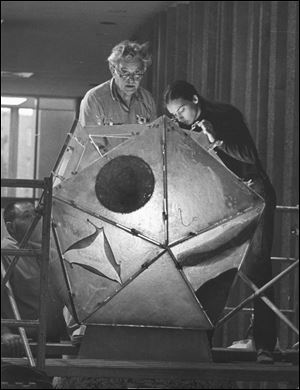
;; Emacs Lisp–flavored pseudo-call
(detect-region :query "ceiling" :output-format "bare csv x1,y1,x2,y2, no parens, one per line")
1,1,174,97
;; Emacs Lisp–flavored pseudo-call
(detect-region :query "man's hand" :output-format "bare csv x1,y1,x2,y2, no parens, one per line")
199,120,216,143
1,332,24,357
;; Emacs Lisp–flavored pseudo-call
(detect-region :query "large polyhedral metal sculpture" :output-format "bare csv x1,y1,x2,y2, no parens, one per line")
51,116,264,362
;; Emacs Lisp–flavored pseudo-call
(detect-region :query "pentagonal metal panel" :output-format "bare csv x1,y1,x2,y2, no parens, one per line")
53,124,166,244
166,120,264,243
95,155,155,214
52,200,162,322
86,251,212,329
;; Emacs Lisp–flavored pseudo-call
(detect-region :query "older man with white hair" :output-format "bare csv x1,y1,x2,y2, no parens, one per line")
79,40,157,127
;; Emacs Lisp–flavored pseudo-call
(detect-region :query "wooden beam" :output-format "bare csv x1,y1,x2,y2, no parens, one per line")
2,345,298,364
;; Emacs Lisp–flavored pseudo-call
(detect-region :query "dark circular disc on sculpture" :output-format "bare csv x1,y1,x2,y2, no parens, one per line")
95,155,155,213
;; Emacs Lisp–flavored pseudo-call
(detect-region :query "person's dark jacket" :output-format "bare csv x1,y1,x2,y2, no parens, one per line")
191,100,276,205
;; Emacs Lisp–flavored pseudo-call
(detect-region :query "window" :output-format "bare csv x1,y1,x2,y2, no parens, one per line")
1,96,78,199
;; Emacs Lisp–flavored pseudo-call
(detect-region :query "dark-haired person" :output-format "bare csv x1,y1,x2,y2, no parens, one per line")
79,40,157,127
1,201,67,357
164,80,277,364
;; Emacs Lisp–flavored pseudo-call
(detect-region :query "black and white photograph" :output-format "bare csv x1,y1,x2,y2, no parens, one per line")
1,1,299,389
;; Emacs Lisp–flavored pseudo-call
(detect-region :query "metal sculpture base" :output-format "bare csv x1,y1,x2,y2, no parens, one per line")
78,325,212,362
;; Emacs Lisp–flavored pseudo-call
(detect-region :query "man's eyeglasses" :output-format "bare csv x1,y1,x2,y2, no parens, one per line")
113,67,144,81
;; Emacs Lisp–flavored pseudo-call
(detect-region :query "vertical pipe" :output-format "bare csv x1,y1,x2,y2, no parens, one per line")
8,107,19,198
33,97,40,200
162,117,169,246
283,1,299,348
155,12,167,115
36,175,52,370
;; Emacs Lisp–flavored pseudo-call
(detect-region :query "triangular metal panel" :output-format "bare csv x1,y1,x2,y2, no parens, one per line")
89,135,130,157
86,251,212,329
53,122,146,186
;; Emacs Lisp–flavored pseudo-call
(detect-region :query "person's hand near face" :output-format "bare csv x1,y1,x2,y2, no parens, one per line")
198,119,216,143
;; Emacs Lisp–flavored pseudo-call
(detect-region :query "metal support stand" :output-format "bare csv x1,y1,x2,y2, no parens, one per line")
1,176,53,370
215,204,299,346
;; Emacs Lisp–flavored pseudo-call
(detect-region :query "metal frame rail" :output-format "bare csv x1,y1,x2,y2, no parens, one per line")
1,176,53,370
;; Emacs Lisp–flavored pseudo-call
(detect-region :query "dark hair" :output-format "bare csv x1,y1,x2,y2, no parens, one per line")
163,80,203,107
3,200,34,223
163,80,245,123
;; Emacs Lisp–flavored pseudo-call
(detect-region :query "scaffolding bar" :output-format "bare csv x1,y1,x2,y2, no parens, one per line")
271,256,298,262
1,178,45,189
36,175,53,370
276,205,299,211
224,306,295,314
1,214,42,289
1,319,39,328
